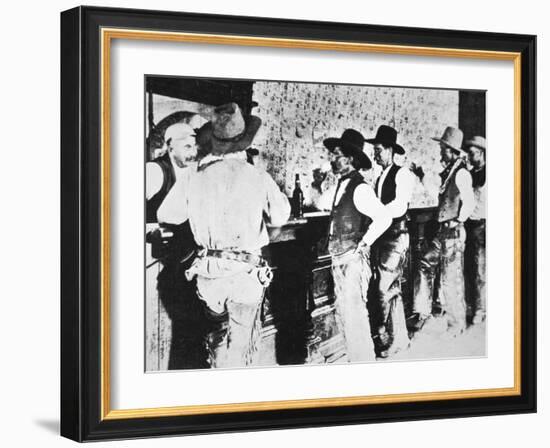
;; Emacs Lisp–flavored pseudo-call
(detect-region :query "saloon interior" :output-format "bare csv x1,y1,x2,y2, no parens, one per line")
145,76,486,371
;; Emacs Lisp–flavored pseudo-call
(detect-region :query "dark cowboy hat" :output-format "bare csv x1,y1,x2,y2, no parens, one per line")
365,125,405,155
195,102,262,156
323,128,372,169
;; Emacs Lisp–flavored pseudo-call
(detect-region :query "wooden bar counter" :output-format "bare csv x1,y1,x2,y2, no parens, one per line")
258,212,344,366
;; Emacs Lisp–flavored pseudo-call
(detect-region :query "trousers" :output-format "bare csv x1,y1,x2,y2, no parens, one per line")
465,220,486,315
331,250,376,362
371,232,410,348
195,270,266,368
413,223,467,331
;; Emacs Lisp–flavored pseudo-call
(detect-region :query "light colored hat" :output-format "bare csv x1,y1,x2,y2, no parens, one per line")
164,122,196,143
432,126,465,154
464,136,486,151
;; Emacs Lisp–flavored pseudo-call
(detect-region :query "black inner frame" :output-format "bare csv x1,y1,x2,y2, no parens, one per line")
60,6,536,442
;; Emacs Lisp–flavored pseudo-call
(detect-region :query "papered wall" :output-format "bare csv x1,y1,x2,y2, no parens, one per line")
251,82,460,207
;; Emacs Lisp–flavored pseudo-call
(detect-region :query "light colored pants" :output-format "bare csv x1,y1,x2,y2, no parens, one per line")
413,223,467,331
331,250,376,362
371,232,410,349
196,270,265,368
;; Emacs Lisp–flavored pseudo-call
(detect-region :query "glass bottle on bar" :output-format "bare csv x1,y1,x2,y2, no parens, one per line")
292,173,304,218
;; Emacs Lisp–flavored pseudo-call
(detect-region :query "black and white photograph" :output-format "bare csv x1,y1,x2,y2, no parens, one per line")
144,75,487,371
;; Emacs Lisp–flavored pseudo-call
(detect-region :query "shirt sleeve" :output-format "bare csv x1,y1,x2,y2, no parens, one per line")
316,184,337,211
384,167,414,218
262,171,291,227
156,172,189,225
146,162,164,200
353,183,392,246
455,168,475,222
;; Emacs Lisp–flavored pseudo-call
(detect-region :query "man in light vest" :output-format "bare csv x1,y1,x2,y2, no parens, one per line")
367,125,415,357
412,126,475,336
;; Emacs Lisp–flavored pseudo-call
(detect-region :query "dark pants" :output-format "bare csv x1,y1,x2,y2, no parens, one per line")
465,219,486,316
157,259,210,370
371,232,410,349
413,223,467,332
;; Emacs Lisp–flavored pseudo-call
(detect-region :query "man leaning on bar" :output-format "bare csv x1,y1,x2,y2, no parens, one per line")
158,103,291,368
322,129,392,362
412,126,475,337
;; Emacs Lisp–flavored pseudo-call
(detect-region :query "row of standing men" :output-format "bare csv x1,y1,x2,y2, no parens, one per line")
147,102,487,367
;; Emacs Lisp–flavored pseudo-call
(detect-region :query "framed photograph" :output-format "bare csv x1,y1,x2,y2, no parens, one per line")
60,5,536,442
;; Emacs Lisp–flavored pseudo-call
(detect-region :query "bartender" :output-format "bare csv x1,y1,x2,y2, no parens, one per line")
146,122,197,222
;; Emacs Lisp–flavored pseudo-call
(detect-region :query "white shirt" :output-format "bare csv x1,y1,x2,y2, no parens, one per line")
304,185,324,210
323,173,391,247
316,184,337,212
454,168,475,222
376,164,415,218
470,170,486,220
145,157,197,200
145,162,164,200
158,157,290,246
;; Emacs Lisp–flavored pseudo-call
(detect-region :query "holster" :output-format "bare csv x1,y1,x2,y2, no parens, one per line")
437,220,464,239
382,217,408,238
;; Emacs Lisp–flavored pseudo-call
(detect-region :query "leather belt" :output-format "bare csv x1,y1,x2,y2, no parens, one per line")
203,248,265,267
439,219,463,229
389,218,408,231
382,218,408,237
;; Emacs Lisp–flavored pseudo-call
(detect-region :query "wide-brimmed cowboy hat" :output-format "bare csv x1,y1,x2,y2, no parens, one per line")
464,136,486,151
323,128,372,169
432,126,465,154
365,125,405,155
195,102,262,156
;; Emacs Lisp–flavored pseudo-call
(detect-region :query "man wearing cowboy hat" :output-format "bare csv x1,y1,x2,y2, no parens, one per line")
366,125,415,357
464,136,487,325
323,129,392,362
158,102,290,368
412,126,475,336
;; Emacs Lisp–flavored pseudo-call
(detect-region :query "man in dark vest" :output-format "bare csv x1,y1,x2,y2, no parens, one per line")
464,136,487,325
323,129,391,362
146,122,197,223
146,122,207,369
412,126,475,336
366,125,415,357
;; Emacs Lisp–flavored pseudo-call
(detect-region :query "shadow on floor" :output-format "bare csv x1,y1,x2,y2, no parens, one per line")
33,419,59,435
